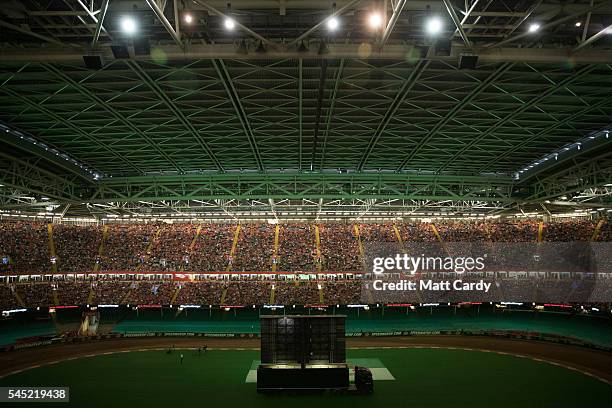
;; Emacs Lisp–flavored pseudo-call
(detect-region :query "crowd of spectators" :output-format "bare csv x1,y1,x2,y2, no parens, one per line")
0,219,610,277
276,224,316,272
1,272,610,309
318,223,361,272
142,224,197,271
54,281,92,305
224,281,270,305
174,281,227,305
15,282,54,308
54,224,102,272
274,281,320,305
91,281,131,305
186,224,234,272
0,221,50,273
100,224,158,271
0,284,16,311
324,280,362,304
231,224,275,272
127,281,175,305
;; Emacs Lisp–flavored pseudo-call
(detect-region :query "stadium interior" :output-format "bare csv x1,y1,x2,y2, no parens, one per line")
0,0,611,406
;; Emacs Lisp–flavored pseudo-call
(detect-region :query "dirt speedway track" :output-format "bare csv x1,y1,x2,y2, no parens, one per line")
1,336,611,384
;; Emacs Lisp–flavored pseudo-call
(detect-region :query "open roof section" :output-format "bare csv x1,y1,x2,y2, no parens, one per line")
0,0,611,219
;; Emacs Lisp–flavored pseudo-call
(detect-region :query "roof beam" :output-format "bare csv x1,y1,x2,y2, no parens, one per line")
397,62,514,171
298,58,303,171
192,0,275,48
75,0,112,45
574,23,612,53
0,122,98,183
488,1,609,49
436,64,597,173
0,19,68,47
0,87,143,174
211,59,264,171
91,0,110,47
476,96,612,173
522,150,612,203
145,0,182,47
125,60,225,172
3,44,612,63
310,59,328,171
442,0,471,47
319,59,345,170
357,60,428,171
515,135,612,185
380,0,408,46
0,151,82,201
88,172,516,204
41,63,186,173
290,0,361,46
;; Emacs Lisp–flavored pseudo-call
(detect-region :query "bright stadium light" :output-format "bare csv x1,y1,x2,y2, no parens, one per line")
426,17,443,35
184,13,194,24
224,17,236,30
528,23,540,33
327,16,339,31
121,16,137,34
368,12,383,29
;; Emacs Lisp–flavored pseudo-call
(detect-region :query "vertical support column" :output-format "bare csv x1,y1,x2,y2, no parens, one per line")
314,225,322,273
47,224,57,273
149,227,162,252
226,225,241,272
13,289,26,308
269,284,275,304
137,226,161,271
353,224,365,260
220,287,228,305
271,224,280,273
430,223,449,258
392,224,403,245
183,225,202,272
318,283,324,304
590,219,605,242
189,225,202,252
52,289,59,306
170,286,181,305
430,223,443,243
93,225,109,272
87,287,95,305
537,221,544,243
121,289,132,305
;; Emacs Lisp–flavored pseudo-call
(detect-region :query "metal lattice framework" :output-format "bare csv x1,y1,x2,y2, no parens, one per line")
0,0,611,219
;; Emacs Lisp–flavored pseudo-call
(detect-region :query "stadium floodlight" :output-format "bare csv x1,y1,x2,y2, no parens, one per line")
327,16,339,31
121,16,137,34
528,23,540,33
368,12,383,29
224,17,236,30
575,21,581,27
426,17,443,35
184,13,194,24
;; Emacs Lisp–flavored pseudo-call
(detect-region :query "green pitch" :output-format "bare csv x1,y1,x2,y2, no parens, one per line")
1,349,610,408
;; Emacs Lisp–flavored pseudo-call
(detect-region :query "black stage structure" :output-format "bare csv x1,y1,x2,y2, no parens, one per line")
257,315,372,393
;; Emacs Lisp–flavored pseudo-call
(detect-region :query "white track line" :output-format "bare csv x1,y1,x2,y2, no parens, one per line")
1,345,610,386
349,345,612,386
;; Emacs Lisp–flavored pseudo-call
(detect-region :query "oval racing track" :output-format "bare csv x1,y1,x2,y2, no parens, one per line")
0,336,611,385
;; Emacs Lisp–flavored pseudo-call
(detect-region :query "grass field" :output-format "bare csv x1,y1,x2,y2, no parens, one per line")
1,348,610,407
